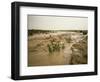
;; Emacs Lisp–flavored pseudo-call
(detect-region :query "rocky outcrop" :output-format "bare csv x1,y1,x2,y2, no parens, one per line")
70,35,88,64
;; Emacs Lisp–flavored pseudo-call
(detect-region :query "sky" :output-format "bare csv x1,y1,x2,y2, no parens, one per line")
27,15,88,30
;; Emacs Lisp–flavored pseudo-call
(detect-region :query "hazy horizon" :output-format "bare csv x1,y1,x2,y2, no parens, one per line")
28,15,88,30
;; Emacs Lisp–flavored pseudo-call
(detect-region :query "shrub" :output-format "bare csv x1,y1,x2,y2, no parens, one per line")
47,44,53,54
47,39,65,54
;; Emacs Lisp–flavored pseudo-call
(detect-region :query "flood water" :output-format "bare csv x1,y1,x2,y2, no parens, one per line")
28,31,87,66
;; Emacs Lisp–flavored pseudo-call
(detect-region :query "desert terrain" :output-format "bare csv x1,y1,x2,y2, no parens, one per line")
28,30,88,66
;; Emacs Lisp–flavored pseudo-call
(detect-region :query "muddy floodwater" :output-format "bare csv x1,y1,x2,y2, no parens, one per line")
28,31,88,66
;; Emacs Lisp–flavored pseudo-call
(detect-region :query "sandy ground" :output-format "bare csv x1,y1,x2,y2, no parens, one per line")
28,32,87,66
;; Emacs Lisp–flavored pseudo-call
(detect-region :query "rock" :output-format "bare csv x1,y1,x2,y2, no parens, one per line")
70,35,88,64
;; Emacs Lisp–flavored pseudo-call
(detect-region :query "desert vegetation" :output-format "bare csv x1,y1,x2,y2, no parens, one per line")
28,29,88,66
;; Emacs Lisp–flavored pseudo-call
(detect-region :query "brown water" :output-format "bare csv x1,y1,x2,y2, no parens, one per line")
28,32,86,66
